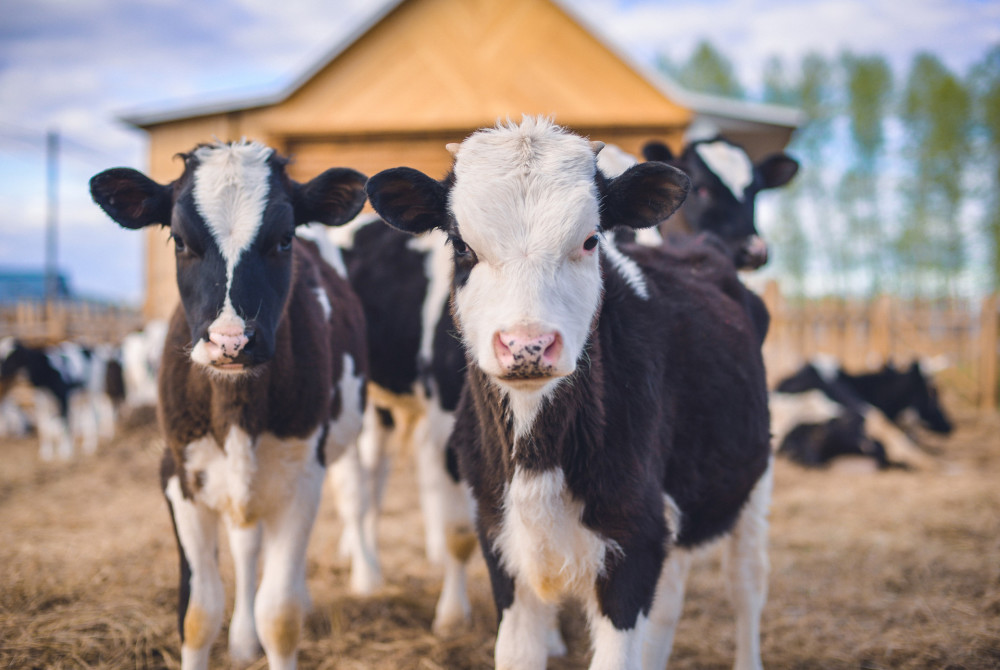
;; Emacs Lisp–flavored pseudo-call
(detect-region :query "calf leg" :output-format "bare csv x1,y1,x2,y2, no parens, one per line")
328,437,382,594
255,461,325,670
495,581,558,670
642,549,693,670
163,474,224,670
226,520,262,665
723,459,773,670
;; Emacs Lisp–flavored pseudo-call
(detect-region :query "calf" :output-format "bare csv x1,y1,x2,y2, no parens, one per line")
90,140,371,670
329,217,475,629
0,338,118,459
366,117,773,670
642,135,798,270
773,358,949,468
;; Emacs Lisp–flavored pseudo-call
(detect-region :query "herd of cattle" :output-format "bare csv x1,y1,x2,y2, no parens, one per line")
0,117,954,670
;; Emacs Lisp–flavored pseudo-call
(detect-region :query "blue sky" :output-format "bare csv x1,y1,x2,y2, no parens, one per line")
1,0,997,304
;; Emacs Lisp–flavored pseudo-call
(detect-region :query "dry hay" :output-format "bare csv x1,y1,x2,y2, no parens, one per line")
1,390,999,669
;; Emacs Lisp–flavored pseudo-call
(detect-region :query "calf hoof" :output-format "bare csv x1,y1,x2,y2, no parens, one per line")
228,623,261,667
432,606,471,637
349,562,383,595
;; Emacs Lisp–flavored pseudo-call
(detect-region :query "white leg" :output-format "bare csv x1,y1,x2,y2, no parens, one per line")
34,391,57,461
328,439,382,594
164,476,224,670
587,604,649,670
254,460,325,670
495,582,555,670
723,460,773,670
432,488,476,634
642,549,693,670
415,409,447,564
226,520,262,665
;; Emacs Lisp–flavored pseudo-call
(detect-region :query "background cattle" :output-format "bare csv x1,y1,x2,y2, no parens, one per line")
366,117,773,670
771,357,951,469
0,337,122,460
325,214,476,633
90,139,372,670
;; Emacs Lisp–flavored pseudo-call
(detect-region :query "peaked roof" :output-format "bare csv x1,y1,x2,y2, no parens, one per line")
120,0,804,133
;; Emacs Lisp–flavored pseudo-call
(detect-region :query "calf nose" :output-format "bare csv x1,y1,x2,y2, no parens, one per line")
494,327,562,378
208,328,249,359
742,235,768,269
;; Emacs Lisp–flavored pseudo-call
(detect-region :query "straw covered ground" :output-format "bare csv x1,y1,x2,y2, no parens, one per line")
1,393,999,669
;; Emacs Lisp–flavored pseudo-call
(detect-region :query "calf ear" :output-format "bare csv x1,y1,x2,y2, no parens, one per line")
603,162,690,230
294,167,368,227
641,140,676,163
757,154,799,190
366,167,449,236
90,168,172,230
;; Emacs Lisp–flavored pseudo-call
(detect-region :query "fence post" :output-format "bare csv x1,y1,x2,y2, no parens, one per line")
870,294,892,368
980,294,998,411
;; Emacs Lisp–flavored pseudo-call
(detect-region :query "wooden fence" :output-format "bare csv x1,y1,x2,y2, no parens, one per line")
0,300,144,347
761,282,999,410
2,288,998,410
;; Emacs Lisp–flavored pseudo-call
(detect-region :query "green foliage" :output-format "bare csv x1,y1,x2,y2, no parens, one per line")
672,40,745,99
896,52,972,294
969,45,1000,290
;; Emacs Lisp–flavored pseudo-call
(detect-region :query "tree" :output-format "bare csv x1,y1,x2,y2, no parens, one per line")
669,39,745,99
839,52,893,295
968,45,1000,291
896,52,972,295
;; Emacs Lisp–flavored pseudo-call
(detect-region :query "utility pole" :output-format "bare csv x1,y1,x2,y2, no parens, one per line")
45,129,59,301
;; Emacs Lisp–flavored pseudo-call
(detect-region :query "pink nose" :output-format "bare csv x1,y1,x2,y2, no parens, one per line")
208,329,249,360
494,328,562,378
743,235,768,268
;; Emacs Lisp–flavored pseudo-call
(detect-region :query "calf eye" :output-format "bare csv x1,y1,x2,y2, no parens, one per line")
277,232,294,252
450,236,470,256
583,234,599,251
170,233,186,253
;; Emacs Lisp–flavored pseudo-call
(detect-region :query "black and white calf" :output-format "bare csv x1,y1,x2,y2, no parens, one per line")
90,140,371,670
366,118,773,670
328,217,475,628
0,338,121,459
641,135,798,270
771,357,950,469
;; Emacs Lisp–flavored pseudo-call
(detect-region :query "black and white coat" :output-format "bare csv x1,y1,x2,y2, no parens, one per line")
0,338,121,459
91,140,372,670
366,118,773,670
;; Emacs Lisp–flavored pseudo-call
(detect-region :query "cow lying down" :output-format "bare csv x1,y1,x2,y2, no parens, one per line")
366,117,773,670
771,357,952,469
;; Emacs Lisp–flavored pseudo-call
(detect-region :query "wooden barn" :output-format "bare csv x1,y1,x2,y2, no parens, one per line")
122,0,804,319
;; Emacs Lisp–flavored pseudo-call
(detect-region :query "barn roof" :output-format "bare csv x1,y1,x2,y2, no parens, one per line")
120,0,804,134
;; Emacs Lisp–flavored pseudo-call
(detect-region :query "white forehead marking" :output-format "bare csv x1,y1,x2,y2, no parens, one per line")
449,117,600,262
192,140,273,321
193,140,273,266
695,141,753,202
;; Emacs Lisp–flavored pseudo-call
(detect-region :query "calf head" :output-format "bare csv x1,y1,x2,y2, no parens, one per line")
885,361,953,435
91,140,366,374
366,117,688,397
643,136,798,269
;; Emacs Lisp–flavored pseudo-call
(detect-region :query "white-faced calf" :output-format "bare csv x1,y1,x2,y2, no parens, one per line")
366,117,773,670
90,140,372,670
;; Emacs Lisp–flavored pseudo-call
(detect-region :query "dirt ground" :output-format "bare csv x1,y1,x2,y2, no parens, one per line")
1,392,999,670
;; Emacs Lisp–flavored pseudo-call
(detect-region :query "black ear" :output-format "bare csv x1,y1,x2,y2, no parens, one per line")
641,140,676,163
365,167,449,235
293,167,368,227
90,168,173,230
603,162,690,230
756,153,799,189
